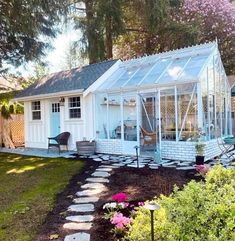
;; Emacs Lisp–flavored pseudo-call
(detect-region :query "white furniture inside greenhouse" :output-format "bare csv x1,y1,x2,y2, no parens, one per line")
93,42,231,161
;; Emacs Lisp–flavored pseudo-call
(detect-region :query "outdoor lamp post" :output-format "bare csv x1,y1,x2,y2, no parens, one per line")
144,201,161,241
134,145,140,168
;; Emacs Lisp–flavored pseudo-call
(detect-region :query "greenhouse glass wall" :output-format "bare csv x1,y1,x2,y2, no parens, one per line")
93,42,231,161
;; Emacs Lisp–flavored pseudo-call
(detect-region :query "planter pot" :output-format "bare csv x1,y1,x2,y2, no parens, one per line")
195,155,204,165
76,141,96,155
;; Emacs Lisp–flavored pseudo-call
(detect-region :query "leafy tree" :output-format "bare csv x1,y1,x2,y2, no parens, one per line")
180,0,235,74
115,0,196,58
0,0,69,72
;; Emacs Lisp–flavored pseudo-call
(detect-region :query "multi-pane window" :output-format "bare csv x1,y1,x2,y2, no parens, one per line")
69,97,81,118
32,101,41,120
52,103,60,113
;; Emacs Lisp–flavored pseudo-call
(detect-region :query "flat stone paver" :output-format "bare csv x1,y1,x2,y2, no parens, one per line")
93,158,102,161
127,164,145,168
99,165,118,168
63,222,92,230
86,177,109,183
73,197,99,204
64,232,90,241
81,183,106,189
176,166,195,170
66,215,94,222
91,171,110,177
76,189,103,196
95,168,113,172
112,163,125,167
68,204,94,212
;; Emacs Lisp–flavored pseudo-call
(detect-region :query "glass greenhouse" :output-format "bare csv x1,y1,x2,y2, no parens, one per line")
93,42,231,161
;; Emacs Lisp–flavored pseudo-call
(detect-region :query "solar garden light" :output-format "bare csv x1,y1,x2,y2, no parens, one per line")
144,201,161,241
134,145,140,168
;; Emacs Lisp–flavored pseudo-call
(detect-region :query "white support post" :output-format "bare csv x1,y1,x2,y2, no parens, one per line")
225,81,228,135
174,86,178,142
207,67,211,140
197,82,203,130
229,90,232,135
120,93,124,141
136,92,140,155
158,89,162,151
219,60,223,136
106,93,110,139
213,56,216,135
92,94,97,139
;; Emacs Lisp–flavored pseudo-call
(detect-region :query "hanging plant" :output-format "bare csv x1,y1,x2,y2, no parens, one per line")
0,103,11,119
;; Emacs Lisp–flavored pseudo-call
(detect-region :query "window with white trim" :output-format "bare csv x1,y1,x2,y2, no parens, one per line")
69,97,81,118
32,101,41,120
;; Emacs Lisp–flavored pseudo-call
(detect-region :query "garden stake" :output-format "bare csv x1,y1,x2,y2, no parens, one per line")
134,145,140,168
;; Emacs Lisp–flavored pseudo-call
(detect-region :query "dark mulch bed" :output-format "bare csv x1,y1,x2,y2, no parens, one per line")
34,160,200,241
91,167,199,241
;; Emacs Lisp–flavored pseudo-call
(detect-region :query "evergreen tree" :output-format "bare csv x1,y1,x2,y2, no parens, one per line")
0,0,69,72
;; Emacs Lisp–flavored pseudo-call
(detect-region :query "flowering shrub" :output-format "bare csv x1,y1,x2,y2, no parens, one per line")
103,192,144,239
112,192,127,202
111,212,131,229
127,165,235,241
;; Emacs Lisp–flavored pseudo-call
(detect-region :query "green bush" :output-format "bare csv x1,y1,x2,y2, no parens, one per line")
127,165,235,241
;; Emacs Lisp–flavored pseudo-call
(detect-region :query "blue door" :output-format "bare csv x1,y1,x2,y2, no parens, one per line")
50,102,60,137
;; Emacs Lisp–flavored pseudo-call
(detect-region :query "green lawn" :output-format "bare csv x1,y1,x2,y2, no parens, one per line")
0,152,84,241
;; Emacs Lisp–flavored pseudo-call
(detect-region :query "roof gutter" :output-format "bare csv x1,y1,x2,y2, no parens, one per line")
12,89,84,102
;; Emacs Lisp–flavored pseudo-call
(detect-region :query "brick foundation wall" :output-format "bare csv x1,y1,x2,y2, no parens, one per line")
96,139,222,162
96,139,122,155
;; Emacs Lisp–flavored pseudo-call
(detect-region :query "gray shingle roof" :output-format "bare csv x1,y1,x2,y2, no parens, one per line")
15,60,117,99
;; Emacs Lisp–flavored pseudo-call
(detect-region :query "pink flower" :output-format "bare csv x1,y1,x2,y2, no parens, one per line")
196,165,205,172
195,164,210,175
112,193,127,203
138,202,144,206
111,212,131,229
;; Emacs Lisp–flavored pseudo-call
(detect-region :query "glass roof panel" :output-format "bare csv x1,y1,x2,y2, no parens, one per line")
98,67,126,91
157,57,189,84
178,67,202,81
123,62,156,87
140,58,172,86
107,58,145,89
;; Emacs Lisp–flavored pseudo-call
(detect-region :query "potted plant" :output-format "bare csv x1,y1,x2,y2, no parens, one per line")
195,142,205,165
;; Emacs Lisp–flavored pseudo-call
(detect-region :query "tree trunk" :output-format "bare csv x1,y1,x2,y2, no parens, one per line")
105,16,113,59
145,33,154,55
85,0,98,64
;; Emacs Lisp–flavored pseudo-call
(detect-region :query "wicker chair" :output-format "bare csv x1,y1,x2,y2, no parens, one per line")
140,127,157,146
48,132,70,154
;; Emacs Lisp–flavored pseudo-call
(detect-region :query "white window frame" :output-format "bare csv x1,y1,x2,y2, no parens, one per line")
31,101,41,120
68,96,81,119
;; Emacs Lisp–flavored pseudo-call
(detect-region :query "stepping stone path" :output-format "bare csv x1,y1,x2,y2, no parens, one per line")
64,165,113,241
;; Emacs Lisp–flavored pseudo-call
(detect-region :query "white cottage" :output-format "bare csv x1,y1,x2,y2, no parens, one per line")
14,42,232,161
